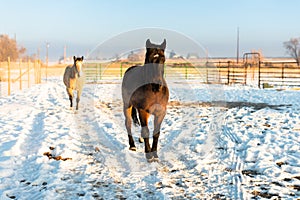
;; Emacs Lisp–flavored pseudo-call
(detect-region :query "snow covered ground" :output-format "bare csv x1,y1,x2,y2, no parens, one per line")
0,77,300,199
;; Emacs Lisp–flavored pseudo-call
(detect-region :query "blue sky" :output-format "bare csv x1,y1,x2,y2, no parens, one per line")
1,0,299,61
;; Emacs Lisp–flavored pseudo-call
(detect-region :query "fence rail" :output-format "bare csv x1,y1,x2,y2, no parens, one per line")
0,58,42,96
1,59,299,97
83,60,300,88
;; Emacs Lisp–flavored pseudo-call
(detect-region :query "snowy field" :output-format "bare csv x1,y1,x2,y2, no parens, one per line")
0,77,300,199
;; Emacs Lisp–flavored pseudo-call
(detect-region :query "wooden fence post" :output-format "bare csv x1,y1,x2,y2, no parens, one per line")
39,60,42,83
28,60,30,88
19,59,22,90
34,60,38,84
37,60,40,84
7,57,11,95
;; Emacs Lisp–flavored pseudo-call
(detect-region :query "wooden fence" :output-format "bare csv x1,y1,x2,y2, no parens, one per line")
83,60,300,88
0,58,42,96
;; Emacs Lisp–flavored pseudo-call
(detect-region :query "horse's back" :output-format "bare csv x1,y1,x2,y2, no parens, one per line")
122,65,141,83
124,65,140,74
122,65,142,101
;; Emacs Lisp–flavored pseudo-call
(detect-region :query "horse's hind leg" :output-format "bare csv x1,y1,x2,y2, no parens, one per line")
132,107,143,143
152,111,166,161
124,106,136,151
66,88,73,108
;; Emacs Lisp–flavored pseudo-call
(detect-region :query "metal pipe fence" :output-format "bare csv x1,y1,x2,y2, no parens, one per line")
83,61,300,88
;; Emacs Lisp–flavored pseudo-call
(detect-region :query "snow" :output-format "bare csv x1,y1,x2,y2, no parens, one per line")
1,77,300,199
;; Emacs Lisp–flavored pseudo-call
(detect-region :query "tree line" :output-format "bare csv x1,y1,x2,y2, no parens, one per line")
0,33,300,65
284,38,300,66
0,34,26,62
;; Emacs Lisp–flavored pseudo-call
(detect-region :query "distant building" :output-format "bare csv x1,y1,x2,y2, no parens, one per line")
169,50,183,59
187,53,200,59
128,50,145,62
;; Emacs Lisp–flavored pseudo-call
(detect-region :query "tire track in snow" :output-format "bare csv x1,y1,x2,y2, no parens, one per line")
91,84,235,199
1,84,53,199
39,83,153,199
215,108,254,199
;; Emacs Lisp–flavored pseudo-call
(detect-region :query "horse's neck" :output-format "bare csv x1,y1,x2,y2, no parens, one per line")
71,64,76,70
142,63,165,83
70,65,78,78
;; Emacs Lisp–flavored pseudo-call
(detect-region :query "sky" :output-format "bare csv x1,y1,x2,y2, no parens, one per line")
1,0,300,61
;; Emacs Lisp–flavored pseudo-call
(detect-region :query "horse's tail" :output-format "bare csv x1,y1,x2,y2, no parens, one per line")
131,107,140,126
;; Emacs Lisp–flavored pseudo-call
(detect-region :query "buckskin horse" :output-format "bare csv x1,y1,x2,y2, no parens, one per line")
63,56,84,110
122,39,169,162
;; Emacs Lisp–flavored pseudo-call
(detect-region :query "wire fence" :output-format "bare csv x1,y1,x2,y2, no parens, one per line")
0,58,42,97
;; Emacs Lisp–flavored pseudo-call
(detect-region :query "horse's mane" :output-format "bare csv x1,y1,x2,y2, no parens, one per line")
125,65,138,72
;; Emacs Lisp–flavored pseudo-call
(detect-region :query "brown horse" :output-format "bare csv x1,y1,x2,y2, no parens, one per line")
122,39,169,162
63,56,84,110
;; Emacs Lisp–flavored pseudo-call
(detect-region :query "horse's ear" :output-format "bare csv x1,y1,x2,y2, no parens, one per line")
146,39,151,48
160,39,166,50
73,56,76,61
81,56,84,60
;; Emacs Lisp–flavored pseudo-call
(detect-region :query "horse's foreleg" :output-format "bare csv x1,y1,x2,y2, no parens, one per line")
66,88,73,108
138,110,152,161
152,111,166,161
124,106,136,151
76,89,82,110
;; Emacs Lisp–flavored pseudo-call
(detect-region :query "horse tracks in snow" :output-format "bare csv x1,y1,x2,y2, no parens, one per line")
0,78,300,199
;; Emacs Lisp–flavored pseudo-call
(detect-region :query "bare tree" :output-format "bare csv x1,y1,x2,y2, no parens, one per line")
283,37,300,66
0,34,26,61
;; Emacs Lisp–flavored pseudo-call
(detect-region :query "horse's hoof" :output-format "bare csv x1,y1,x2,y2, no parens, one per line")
129,146,137,151
152,152,159,158
139,137,144,143
147,158,154,163
147,157,159,163
151,152,159,162
145,152,153,162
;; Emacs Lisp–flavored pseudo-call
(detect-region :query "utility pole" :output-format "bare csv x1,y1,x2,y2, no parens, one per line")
236,27,240,63
64,45,67,63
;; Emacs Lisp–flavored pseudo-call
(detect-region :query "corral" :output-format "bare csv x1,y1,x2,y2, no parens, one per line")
1,58,299,97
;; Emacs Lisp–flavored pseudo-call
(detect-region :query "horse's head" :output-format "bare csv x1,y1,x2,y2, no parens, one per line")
144,39,166,88
73,56,84,77
145,39,166,64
